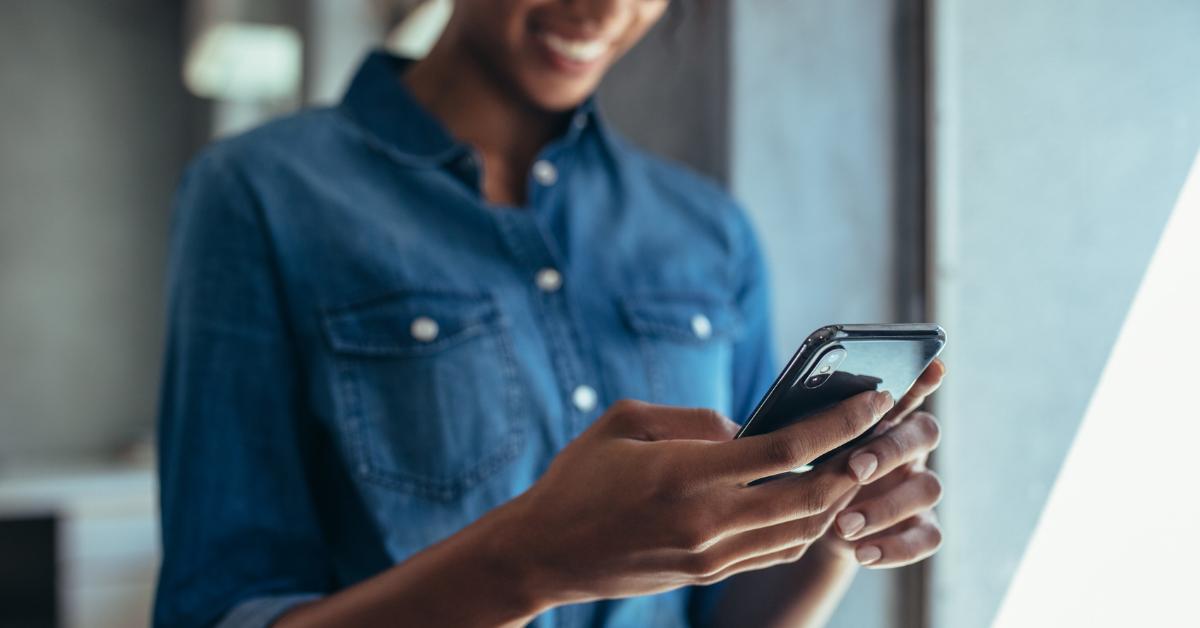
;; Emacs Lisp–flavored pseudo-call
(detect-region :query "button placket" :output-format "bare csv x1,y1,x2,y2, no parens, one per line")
490,210,606,440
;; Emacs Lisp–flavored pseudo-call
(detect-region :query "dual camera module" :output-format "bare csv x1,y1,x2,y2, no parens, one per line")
803,347,847,388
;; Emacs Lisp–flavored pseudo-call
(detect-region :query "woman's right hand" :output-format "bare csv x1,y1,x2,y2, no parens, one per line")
487,390,896,612
274,391,893,628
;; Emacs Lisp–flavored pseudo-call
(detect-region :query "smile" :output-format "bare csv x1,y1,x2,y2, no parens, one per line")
539,32,610,64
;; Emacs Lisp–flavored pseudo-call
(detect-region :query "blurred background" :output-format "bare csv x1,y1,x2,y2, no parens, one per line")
0,1,1197,627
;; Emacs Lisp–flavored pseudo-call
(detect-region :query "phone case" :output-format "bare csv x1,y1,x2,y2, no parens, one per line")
735,324,946,466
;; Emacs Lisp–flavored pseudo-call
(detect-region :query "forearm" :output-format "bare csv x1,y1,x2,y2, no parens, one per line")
273,502,549,628
710,540,859,628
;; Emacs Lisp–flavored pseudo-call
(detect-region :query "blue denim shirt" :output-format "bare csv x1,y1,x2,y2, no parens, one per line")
155,51,776,628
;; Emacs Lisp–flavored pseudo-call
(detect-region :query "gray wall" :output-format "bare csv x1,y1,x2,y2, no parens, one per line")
599,0,729,184
0,0,201,462
730,2,901,627
930,1,1200,626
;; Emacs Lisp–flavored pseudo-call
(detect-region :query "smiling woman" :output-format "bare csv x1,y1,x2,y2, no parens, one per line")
152,2,945,628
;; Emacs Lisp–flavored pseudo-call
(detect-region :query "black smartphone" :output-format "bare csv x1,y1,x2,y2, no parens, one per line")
736,324,946,467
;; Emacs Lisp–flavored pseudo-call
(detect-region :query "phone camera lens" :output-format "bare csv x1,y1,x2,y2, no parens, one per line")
804,373,831,389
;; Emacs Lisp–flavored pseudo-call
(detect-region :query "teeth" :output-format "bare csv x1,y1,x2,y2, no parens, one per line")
542,33,608,63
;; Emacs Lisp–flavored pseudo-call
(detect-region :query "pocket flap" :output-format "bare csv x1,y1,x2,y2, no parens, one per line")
619,293,743,344
323,290,503,357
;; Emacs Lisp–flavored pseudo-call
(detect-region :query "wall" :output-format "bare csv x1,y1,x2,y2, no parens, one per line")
598,1,730,184
930,1,1200,626
0,0,202,462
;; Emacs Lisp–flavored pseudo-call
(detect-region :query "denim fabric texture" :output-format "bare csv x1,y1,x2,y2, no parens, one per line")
154,51,777,628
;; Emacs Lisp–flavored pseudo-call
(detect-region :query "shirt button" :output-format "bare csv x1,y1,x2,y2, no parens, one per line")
410,316,439,342
691,313,713,340
532,159,558,186
572,385,598,412
572,112,588,129
535,267,562,292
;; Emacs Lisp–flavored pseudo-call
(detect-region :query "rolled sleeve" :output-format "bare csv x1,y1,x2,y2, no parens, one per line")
154,151,331,628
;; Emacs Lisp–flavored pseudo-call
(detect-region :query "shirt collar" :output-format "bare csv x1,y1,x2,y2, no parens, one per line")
339,50,603,166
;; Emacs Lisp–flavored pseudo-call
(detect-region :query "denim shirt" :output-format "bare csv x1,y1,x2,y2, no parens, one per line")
154,51,776,628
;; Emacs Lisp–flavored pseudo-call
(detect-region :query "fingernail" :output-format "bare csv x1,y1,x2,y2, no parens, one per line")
873,391,895,417
856,545,882,565
849,453,878,482
837,512,866,538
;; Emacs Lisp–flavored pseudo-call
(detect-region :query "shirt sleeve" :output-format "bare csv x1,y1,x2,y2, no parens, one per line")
153,150,330,628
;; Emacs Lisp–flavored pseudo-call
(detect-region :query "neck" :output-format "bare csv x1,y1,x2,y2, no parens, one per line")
404,37,570,206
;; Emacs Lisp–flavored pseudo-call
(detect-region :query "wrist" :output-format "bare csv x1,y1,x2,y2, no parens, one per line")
460,495,559,621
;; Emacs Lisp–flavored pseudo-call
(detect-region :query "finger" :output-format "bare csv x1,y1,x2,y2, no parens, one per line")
728,459,861,530
883,358,946,425
853,511,943,569
712,390,895,482
599,400,740,442
845,411,941,483
700,485,859,567
834,470,942,541
690,540,820,586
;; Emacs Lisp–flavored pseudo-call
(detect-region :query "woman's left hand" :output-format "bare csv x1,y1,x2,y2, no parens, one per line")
817,358,947,568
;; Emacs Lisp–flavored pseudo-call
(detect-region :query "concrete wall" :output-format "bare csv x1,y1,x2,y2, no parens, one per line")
0,0,201,462
598,1,730,184
930,2,1200,626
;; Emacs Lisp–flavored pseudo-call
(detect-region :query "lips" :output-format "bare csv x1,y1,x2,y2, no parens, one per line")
538,32,610,64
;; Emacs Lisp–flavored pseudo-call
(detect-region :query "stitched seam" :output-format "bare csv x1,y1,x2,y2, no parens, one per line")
338,325,527,502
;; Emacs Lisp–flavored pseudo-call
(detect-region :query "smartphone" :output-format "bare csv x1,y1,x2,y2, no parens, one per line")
736,324,946,467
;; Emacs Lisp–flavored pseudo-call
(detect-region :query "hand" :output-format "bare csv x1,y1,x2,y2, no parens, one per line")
820,358,947,568
484,390,897,612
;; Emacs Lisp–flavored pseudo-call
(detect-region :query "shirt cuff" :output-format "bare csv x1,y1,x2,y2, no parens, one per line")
215,594,323,628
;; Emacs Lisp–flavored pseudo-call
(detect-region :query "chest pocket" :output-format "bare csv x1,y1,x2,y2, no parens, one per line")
322,290,526,502
620,293,742,414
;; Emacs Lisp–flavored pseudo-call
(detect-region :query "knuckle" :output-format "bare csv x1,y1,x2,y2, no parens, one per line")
694,407,726,426
607,398,638,415
683,552,723,578
696,569,729,586
797,476,839,514
913,412,942,448
877,494,901,523
674,522,717,553
764,433,805,469
804,514,833,542
784,544,808,563
840,401,871,438
603,399,643,427
872,431,903,463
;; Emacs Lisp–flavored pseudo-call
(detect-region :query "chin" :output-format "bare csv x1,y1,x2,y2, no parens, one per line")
521,75,602,112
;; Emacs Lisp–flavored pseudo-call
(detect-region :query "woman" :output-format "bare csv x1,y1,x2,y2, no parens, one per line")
154,1,946,627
